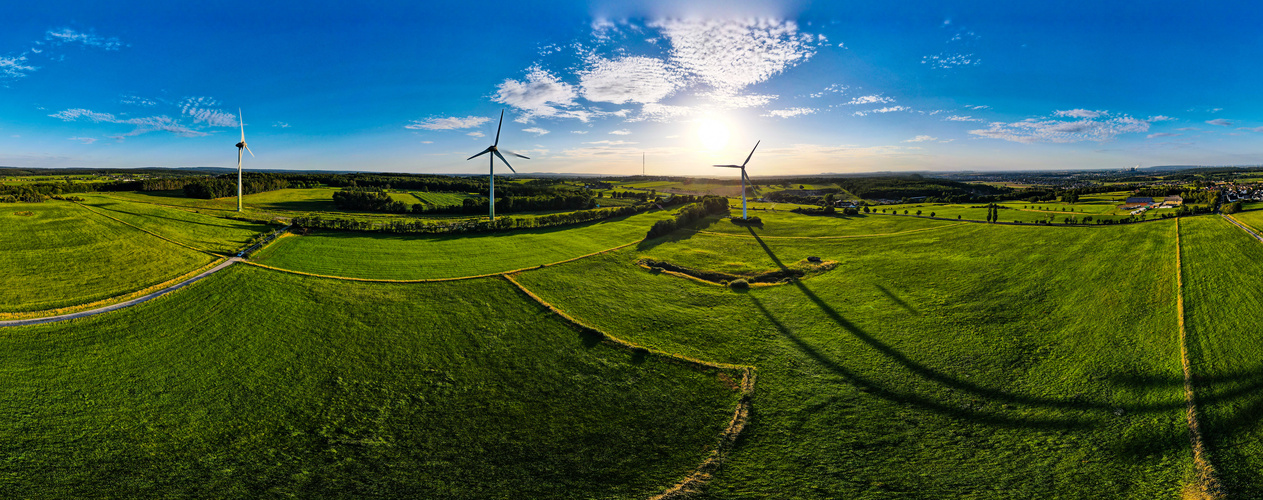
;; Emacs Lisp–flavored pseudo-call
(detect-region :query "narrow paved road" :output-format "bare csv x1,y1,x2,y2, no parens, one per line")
0,258,240,328
1223,213,1263,243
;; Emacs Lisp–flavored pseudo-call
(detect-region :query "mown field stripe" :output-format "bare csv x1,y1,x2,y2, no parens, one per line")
1176,218,1225,500
500,273,755,499
696,221,968,239
242,238,642,282
1221,213,1263,243
0,257,235,327
72,201,224,257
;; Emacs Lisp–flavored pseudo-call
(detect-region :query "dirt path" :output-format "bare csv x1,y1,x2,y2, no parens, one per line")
0,258,239,328
1175,218,1224,499
1222,213,1263,243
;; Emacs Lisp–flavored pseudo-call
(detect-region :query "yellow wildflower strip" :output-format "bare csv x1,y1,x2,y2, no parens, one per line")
1175,218,1224,500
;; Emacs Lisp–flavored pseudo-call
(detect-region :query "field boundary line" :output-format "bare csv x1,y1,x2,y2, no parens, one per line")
500,274,755,499
1176,218,1224,499
243,239,641,282
695,221,968,240
1221,213,1263,243
71,201,224,257
0,257,235,327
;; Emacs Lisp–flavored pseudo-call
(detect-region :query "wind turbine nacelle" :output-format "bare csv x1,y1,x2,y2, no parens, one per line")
236,142,246,148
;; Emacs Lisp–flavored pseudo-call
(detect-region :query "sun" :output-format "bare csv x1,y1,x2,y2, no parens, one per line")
696,117,731,152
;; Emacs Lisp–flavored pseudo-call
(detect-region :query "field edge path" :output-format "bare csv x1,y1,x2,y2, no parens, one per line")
0,258,238,328
1176,218,1224,500
501,274,756,500
1221,213,1263,243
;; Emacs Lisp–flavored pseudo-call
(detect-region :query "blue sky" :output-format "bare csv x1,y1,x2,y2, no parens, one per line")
2,0,1262,175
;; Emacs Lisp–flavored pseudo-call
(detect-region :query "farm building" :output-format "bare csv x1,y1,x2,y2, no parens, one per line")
1163,195,1183,204
1124,197,1153,204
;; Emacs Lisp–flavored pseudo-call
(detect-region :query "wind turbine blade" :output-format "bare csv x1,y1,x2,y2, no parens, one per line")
742,140,760,167
467,147,492,161
490,149,515,172
742,169,750,184
239,109,245,142
245,145,255,158
713,164,743,168
503,149,531,160
493,110,504,147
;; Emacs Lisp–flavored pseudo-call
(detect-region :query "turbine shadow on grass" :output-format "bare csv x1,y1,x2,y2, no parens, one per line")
874,284,919,315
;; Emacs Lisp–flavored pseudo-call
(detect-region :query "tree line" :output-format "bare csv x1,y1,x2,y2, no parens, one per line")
645,196,730,239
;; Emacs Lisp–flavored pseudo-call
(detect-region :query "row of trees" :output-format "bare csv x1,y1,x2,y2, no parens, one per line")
183,175,292,199
331,186,600,215
645,196,729,239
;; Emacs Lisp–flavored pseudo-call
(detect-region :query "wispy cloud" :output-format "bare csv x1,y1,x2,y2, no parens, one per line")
45,28,122,50
523,127,550,136
583,140,637,145
1206,118,1234,126
51,108,205,138
494,65,590,123
119,95,157,107
467,131,485,138
762,107,816,118
609,129,631,135
970,111,1150,143
1054,109,1105,119
571,130,589,134
1238,126,1263,133
809,83,847,98
903,135,938,143
1176,127,1200,131
650,18,819,93
272,121,290,128
578,55,682,104
179,97,237,127
405,115,490,130
0,55,37,79
1147,115,1175,122
1147,132,1181,139
68,136,97,144
966,104,990,110
922,53,980,69
50,108,117,122
853,106,910,117
1,27,125,81
846,94,894,105
944,115,984,122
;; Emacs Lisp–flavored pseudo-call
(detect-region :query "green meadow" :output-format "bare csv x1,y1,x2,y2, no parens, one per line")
78,193,274,254
0,201,214,313
1231,206,1263,234
409,190,478,205
0,266,737,498
1180,216,1263,498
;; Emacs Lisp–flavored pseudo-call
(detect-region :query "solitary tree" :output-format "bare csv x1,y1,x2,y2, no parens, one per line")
930,212,936,218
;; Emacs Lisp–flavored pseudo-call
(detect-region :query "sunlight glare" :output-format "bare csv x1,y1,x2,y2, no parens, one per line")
696,118,731,152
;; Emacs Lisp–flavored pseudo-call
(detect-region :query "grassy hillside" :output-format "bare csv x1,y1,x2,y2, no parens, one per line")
78,194,274,254
1180,216,1263,498
410,191,478,206
517,219,1193,498
0,201,214,313
250,208,677,279
0,266,738,498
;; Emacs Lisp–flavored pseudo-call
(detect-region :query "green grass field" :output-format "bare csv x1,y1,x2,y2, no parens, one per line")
78,193,274,254
1232,206,1263,235
250,208,677,279
517,219,1194,497
0,201,214,313
1181,216,1263,498
0,265,738,498
875,202,1138,224
409,191,478,206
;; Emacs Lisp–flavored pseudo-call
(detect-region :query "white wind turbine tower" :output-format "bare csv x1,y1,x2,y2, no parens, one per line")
467,110,529,220
713,140,760,220
235,109,254,212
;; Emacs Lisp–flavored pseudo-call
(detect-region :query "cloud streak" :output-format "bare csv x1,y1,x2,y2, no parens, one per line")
405,115,490,130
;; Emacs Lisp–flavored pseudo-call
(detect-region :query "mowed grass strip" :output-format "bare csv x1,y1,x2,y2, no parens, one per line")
250,208,677,279
78,194,273,254
1180,216,1263,498
0,202,214,313
0,265,739,498
517,219,1193,497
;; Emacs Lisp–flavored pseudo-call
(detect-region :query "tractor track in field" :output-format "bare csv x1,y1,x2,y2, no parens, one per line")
1175,218,1224,500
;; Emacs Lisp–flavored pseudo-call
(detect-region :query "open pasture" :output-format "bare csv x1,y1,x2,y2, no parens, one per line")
1232,205,1263,234
875,202,1138,224
699,208,958,239
249,208,677,279
1181,216,1263,498
408,190,479,206
77,193,273,254
0,201,214,313
0,265,738,498
518,219,1194,497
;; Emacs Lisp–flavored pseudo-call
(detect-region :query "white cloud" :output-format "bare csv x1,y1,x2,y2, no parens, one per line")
843,94,894,105
1147,115,1175,122
1147,132,1181,139
699,91,778,108
68,136,97,144
45,28,122,50
854,106,910,116
966,104,990,110
179,97,236,127
944,115,984,122
50,107,206,138
578,55,682,104
523,127,550,136
493,65,586,122
1054,109,1105,119
650,18,819,93
922,53,980,69
119,95,157,107
1206,118,1234,126
468,131,485,138
1238,126,1263,133
272,121,290,128
762,107,816,118
1175,127,1199,131
809,83,847,98
583,140,638,145
630,102,695,122
420,140,433,144
903,135,938,143
609,129,631,135
970,112,1150,143
0,55,36,79
571,130,589,134
405,115,490,130
50,108,116,122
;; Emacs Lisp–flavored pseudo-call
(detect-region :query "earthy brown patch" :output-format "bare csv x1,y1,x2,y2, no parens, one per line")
638,258,837,287
14,211,33,216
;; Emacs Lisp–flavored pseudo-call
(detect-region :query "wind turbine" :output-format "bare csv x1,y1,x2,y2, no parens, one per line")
467,110,529,220
714,140,760,220
235,109,253,212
